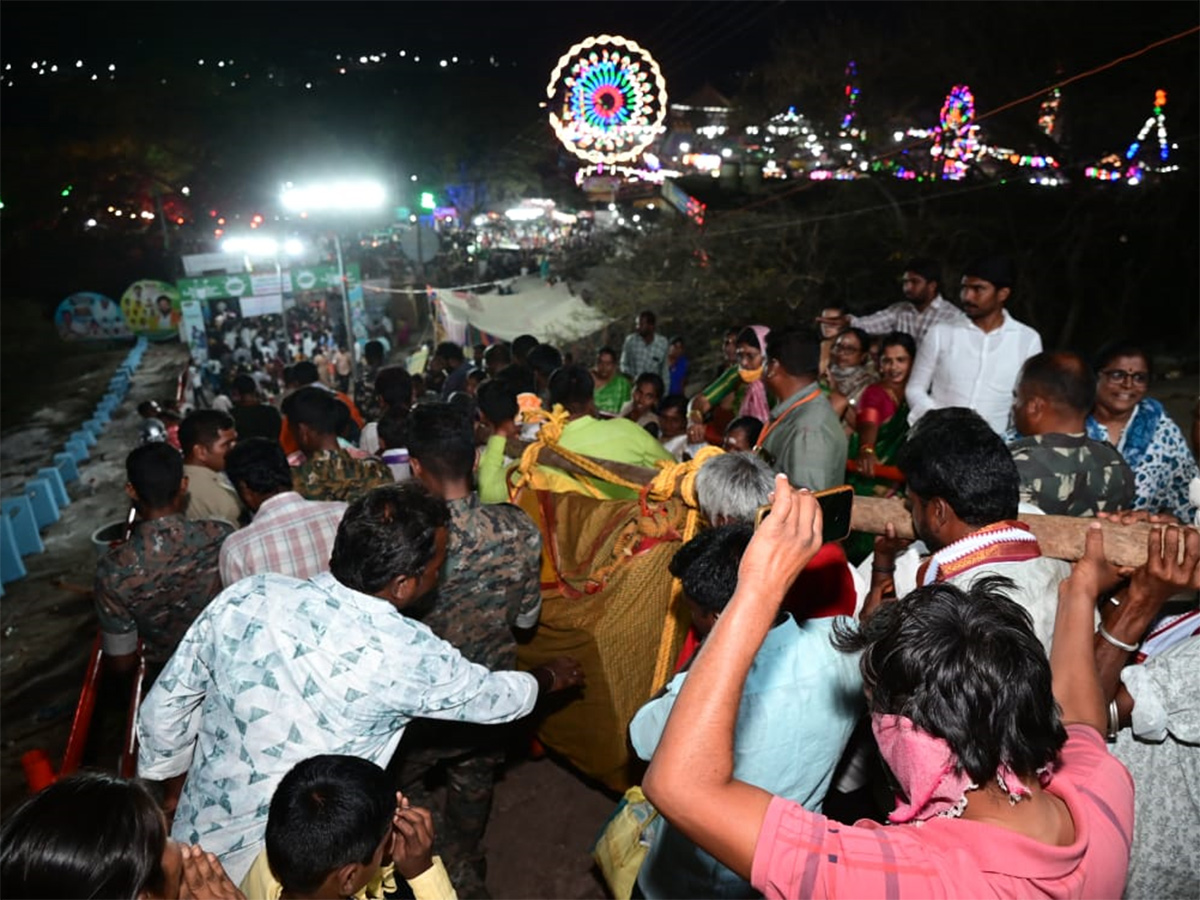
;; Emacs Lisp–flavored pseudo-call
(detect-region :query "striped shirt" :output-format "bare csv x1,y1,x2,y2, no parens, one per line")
752,725,1133,898
218,491,346,586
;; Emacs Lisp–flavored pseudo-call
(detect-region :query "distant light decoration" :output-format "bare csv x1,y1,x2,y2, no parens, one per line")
935,84,980,180
1037,87,1062,140
1127,89,1170,163
546,34,668,164
1084,90,1178,185
840,61,860,131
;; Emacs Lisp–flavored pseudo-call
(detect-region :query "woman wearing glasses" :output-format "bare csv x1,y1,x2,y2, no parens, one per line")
1087,340,1198,523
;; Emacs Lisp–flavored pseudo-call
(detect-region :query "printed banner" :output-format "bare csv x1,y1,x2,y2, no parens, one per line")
120,280,182,341
179,299,208,364
54,292,130,341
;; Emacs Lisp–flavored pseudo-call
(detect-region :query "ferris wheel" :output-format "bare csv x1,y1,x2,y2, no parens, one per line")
546,34,668,165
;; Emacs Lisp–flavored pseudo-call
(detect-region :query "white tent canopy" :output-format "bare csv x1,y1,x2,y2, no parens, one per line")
433,274,608,345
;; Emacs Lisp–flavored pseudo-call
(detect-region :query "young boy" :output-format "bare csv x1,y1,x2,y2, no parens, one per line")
239,755,455,899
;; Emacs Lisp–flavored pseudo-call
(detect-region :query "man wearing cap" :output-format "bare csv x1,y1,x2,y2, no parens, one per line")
905,256,1042,434
819,257,965,346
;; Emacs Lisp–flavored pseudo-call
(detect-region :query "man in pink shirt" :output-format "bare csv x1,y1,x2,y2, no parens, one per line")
643,477,1199,899
219,438,346,586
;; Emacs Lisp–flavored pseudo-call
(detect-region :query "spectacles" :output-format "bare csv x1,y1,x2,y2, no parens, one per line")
832,343,863,354
1100,369,1149,386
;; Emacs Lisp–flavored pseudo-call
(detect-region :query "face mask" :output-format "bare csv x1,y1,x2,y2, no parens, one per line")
871,713,1047,824
739,365,763,384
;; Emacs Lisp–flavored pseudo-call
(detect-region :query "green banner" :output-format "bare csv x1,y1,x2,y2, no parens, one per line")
177,264,361,302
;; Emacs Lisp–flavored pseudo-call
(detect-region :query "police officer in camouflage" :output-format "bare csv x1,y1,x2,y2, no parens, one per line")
1009,351,1135,516
392,401,545,899
95,443,234,683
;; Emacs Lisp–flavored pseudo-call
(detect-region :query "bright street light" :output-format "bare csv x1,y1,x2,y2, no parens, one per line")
279,180,386,212
221,236,306,257
222,236,281,256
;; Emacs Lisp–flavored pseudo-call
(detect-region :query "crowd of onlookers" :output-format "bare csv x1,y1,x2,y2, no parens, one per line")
2,254,1198,899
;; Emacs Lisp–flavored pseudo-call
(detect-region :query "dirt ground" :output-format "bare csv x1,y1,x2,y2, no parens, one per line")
0,341,617,899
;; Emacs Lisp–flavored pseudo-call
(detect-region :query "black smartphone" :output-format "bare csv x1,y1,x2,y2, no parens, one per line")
753,484,855,543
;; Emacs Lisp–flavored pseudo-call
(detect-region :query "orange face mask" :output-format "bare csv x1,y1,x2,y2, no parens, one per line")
738,365,763,383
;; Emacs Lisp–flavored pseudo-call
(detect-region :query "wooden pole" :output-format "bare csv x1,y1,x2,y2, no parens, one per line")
501,441,1172,567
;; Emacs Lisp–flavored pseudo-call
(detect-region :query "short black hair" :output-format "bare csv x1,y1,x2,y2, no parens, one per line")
224,437,293,495
406,402,475,481
527,344,564,378
265,755,394,896
896,407,1019,525
329,483,449,594
832,578,1066,783
659,393,688,417
1019,351,1095,414
495,363,536,396
725,415,763,446
292,360,320,385
1092,340,1152,380
364,340,384,365
638,309,657,325
126,442,184,508
377,406,408,452
879,330,917,359
178,409,235,456
476,379,519,426
373,366,413,411
669,524,753,615
483,343,512,367
434,341,464,364
0,772,168,898
764,327,820,378
903,257,942,289
282,387,342,436
548,365,595,411
511,334,539,363
231,374,258,397
634,372,665,398
962,255,1015,290
597,346,618,361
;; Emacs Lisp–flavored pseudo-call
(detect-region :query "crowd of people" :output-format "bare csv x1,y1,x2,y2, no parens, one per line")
2,253,1199,900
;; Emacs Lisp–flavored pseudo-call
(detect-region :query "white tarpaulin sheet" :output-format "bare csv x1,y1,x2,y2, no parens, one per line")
432,274,609,345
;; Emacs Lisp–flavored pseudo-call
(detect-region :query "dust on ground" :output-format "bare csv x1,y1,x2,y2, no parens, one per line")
0,341,615,898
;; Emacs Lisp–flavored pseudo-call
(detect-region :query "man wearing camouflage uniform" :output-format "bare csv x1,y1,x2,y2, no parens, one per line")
95,443,233,682
1008,351,1135,516
282,386,393,503
392,402,542,899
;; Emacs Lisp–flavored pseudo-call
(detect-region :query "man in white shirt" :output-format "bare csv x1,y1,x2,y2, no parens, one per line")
820,258,966,346
906,256,1042,433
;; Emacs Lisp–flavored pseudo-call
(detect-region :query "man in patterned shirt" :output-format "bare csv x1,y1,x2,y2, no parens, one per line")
283,386,393,502
818,258,966,346
393,403,543,897
219,437,347,586
137,483,583,884
1009,351,1135,517
95,443,233,677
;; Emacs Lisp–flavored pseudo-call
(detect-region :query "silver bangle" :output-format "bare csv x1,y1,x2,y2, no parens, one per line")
1098,622,1140,654
1106,699,1120,743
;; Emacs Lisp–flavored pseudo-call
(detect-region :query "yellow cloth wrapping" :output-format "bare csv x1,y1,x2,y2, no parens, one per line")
514,489,692,790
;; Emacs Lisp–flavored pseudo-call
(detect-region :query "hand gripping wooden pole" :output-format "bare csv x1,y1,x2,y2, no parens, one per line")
502,440,1170,568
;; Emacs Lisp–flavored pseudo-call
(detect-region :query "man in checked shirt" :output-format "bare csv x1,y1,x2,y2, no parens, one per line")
219,437,347,585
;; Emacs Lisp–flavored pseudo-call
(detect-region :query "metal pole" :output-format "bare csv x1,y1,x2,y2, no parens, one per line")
333,232,357,383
